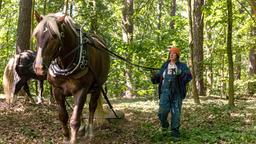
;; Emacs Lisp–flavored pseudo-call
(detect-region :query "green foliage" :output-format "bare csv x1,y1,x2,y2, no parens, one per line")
204,0,255,96
0,0,255,99
126,97,256,144
0,0,19,91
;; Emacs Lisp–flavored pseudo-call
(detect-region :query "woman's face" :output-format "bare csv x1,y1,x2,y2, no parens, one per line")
169,51,177,61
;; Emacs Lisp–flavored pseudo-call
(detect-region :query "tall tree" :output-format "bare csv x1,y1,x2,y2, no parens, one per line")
70,0,74,16
157,0,163,30
157,0,163,42
43,0,47,15
170,0,176,29
227,0,235,107
188,0,200,104
16,0,32,53
248,48,256,95
63,0,69,14
90,0,98,33
249,49,256,74
248,1,256,96
235,49,241,79
193,0,205,96
205,24,214,95
0,0,2,12
122,0,134,98
234,7,244,80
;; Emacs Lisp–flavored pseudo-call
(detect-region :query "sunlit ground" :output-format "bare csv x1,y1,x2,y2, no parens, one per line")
0,95,256,143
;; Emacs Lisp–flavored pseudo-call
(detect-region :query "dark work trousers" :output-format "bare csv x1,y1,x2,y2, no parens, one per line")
158,73,182,137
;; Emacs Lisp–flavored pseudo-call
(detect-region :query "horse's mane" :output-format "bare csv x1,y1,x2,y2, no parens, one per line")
32,13,79,39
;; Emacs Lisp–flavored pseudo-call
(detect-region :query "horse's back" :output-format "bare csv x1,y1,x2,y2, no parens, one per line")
17,50,36,67
87,34,110,85
15,50,38,79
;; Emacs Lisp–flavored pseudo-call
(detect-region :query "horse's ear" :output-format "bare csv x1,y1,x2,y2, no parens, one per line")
57,14,66,24
34,11,43,23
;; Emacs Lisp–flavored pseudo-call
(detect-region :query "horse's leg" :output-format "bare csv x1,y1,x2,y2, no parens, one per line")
14,80,27,103
53,87,70,142
70,88,88,144
23,82,35,103
36,80,43,104
87,89,101,139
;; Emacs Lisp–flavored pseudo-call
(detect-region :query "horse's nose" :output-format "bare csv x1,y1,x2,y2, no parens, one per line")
34,63,46,76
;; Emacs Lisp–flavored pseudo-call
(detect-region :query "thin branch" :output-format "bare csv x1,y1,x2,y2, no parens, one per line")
235,0,256,24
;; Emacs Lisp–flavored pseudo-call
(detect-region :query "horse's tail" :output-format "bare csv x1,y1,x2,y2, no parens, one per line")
86,91,105,123
3,57,18,104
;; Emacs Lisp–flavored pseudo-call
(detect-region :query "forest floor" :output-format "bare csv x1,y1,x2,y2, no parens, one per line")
0,95,256,144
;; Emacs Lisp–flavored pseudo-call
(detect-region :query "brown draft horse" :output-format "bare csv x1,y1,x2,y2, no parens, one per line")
3,50,47,104
33,12,110,143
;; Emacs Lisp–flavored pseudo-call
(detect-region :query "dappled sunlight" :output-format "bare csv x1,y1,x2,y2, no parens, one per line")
112,98,159,113
181,96,256,143
1,96,256,143
244,98,256,110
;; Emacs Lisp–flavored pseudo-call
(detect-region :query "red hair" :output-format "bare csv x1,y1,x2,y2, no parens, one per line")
169,47,180,56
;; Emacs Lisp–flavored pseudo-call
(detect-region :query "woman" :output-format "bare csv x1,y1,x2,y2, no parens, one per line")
151,47,192,139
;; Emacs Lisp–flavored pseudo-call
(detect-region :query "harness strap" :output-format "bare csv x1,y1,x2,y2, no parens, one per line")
87,41,159,71
49,29,89,77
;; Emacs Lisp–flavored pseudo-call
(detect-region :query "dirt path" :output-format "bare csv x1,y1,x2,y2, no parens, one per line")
0,98,159,144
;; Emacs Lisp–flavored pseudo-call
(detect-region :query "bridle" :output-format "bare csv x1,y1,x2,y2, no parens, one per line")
48,22,89,77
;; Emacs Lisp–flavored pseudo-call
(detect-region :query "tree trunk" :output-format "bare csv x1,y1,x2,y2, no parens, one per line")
16,0,32,54
248,48,256,95
70,0,73,16
227,0,235,107
170,0,176,29
63,0,69,14
0,0,2,12
90,0,98,33
157,0,163,42
122,0,134,98
157,0,163,30
221,56,226,98
43,0,47,15
193,0,205,96
31,0,35,51
205,25,213,95
248,1,256,96
235,7,244,80
188,0,200,104
235,51,241,79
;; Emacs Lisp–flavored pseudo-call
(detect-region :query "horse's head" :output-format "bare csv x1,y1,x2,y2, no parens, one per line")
33,11,66,76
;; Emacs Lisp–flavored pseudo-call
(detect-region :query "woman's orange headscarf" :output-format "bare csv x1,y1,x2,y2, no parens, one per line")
169,47,180,57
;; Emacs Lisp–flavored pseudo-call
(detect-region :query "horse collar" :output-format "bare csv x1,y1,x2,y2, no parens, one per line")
49,29,90,78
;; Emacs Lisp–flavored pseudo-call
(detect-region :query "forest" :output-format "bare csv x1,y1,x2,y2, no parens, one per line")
0,0,256,143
